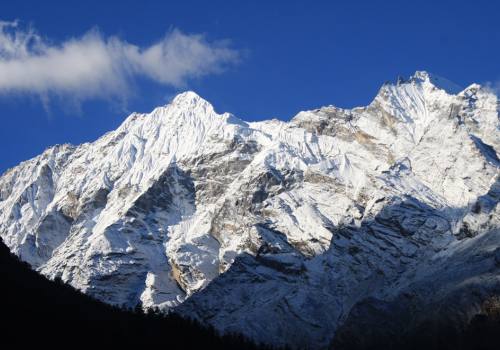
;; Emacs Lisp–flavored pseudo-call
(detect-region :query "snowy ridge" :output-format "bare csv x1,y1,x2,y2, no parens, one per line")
0,71,499,348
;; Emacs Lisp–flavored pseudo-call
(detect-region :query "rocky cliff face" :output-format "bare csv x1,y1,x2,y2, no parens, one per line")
0,71,498,348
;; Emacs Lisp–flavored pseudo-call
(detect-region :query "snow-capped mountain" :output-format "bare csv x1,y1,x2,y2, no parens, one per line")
0,71,498,348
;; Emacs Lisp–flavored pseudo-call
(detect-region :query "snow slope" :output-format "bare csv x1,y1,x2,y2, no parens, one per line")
0,71,498,348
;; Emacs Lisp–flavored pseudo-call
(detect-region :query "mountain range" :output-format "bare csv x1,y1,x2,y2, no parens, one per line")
0,71,499,349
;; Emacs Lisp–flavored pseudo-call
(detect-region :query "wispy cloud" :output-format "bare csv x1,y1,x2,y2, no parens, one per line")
0,20,239,107
490,82,500,96
483,79,500,97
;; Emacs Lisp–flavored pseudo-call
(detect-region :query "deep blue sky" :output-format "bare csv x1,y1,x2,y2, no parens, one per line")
1,0,499,173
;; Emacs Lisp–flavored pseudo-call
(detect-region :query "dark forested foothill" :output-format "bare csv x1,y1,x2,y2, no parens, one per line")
0,238,277,349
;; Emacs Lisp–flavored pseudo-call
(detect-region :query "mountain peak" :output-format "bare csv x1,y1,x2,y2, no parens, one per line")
171,91,213,110
410,70,433,81
172,90,201,102
408,70,463,94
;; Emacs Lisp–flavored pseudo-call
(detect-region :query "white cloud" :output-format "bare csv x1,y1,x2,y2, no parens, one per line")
491,82,500,96
481,81,500,99
0,20,239,104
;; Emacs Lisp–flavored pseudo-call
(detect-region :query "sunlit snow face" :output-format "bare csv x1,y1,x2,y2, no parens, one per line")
0,72,498,349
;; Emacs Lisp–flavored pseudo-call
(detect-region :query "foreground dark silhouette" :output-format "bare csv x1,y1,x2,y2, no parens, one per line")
2,234,499,349
0,238,273,348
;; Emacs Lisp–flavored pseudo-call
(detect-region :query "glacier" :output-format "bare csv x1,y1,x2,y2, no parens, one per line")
0,71,499,348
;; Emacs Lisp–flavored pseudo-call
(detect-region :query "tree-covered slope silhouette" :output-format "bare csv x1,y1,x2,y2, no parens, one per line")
0,238,276,349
